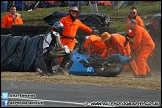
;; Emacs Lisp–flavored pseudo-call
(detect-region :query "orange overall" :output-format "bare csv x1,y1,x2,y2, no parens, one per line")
101,34,130,58
132,25,155,76
83,35,106,55
60,15,92,50
126,15,144,49
58,15,92,62
1,13,23,28
125,15,145,72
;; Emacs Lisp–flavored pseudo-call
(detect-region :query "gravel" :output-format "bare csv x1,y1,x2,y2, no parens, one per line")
1,71,161,91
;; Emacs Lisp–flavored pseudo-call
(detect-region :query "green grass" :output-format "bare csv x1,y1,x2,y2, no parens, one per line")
1,1,160,32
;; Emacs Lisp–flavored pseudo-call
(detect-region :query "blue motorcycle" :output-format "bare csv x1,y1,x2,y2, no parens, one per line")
52,37,132,77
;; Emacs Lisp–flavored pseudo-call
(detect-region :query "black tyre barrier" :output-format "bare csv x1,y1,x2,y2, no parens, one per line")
151,13,161,31
1,35,46,72
21,25,38,37
11,24,23,36
10,24,51,36
95,63,123,77
96,27,117,34
76,27,117,42
1,27,12,35
43,11,110,27
37,25,51,35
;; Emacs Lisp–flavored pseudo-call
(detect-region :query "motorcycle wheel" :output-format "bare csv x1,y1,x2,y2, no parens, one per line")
95,63,123,77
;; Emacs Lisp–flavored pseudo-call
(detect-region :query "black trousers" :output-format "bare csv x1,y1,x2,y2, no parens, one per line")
60,53,72,69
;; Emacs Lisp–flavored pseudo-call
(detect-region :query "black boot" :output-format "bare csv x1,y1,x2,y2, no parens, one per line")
46,72,53,76
57,54,71,75
37,68,48,76
37,68,54,76
57,66,69,75
45,60,54,76
43,52,55,76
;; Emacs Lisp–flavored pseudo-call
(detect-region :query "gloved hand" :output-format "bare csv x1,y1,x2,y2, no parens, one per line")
80,47,87,54
92,30,99,35
129,38,134,44
64,45,70,54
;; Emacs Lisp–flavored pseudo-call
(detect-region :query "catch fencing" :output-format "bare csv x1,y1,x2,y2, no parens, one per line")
1,1,161,15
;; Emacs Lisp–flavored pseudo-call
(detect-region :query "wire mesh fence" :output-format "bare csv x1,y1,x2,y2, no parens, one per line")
1,1,161,35
1,1,161,38
1,1,161,31
1,1,161,14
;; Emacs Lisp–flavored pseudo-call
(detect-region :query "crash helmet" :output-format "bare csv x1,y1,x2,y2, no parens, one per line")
52,21,64,36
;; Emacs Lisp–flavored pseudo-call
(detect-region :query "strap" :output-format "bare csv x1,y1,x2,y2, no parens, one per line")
124,36,129,47
50,32,56,46
126,34,134,38
44,32,51,45
61,35,75,40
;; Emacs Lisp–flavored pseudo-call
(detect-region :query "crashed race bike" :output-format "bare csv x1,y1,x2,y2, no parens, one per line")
49,34,132,77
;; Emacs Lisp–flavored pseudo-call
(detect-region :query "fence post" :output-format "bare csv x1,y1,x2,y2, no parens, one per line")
117,2,119,16
78,1,81,12
160,1,161,11
13,1,15,5
115,1,124,16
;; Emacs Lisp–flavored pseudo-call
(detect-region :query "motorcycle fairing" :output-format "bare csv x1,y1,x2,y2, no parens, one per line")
68,51,95,76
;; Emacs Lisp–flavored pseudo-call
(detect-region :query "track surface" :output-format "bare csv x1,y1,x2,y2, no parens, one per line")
1,70,161,107
1,75,161,107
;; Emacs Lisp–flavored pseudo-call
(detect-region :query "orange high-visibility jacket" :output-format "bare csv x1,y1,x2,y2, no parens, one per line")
1,13,23,28
126,15,144,37
132,25,155,54
101,34,130,58
83,35,106,55
60,15,92,38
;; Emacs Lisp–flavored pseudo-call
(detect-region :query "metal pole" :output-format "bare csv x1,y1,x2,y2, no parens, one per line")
78,1,81,12
21,1,26,18
117,1,119,16
115,1,124,16
13,1,15,5
160,1,161,11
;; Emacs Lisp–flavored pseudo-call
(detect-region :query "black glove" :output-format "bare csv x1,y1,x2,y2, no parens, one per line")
81,47,87,54
130,49,136,59
92,30,99,35
126,34,130,37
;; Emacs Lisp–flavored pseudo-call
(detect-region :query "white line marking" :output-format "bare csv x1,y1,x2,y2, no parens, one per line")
8,97,111,107
9,97,84,105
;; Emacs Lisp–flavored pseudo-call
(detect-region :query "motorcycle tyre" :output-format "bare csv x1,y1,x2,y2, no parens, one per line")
95,63,123,77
